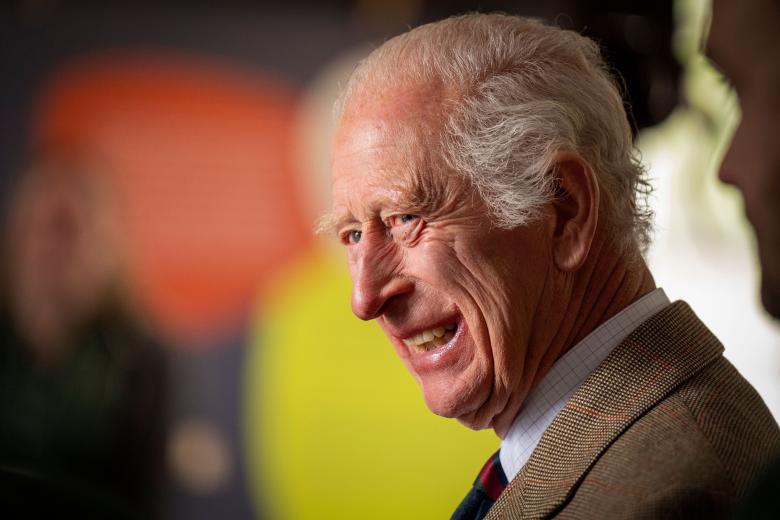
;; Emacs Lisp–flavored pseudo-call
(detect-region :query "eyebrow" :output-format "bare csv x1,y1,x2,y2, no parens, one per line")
315,175,423,238
315,210,352,236
404,164,471,218
317,161,467,237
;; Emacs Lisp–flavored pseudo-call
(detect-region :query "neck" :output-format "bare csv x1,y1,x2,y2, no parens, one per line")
492,233,655,438
558,244,655,356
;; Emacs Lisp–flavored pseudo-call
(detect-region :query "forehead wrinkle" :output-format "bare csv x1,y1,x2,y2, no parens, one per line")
373,118,461,216
323,158,477,239
321,174,409,236
400,147,475,219
332,80,470,225
365,133,474,221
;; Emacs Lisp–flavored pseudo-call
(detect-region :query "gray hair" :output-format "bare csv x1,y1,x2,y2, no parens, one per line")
337,13,653,254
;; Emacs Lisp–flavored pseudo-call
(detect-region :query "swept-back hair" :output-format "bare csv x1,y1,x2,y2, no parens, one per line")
337,13,653,254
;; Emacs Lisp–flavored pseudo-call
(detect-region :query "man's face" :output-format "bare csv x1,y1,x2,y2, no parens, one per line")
708,0,780,317
329,87,554,431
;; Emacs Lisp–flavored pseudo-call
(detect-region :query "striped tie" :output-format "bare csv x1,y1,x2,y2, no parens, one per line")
451,450,508,520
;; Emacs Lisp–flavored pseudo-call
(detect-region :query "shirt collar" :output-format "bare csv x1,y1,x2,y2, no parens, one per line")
499,288,670,481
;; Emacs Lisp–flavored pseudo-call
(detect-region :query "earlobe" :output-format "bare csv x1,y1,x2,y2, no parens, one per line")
549,151,599,272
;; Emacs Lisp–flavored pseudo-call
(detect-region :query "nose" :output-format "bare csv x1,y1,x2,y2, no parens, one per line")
718,151,736,187
350,237,412,320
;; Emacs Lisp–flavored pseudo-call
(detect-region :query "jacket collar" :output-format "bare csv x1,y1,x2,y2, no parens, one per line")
486,301,724,519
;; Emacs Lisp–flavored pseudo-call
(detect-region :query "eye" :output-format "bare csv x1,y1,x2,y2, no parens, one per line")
338,227,362,245
388,214,419,227
386,213,424,246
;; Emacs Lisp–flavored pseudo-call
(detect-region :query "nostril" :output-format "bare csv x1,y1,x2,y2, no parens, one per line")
351,287,379,321
718,165,736,187
351,276,414,321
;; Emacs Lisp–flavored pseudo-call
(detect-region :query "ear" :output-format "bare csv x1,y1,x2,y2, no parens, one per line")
548,151,599,272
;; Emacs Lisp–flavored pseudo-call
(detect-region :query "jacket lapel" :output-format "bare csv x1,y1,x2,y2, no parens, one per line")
486,301,724,519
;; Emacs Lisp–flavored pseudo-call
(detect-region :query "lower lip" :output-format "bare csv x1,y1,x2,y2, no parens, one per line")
400,320,468,374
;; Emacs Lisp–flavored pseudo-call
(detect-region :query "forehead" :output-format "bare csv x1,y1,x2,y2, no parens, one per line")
330,120,450,223
329,84,456,220
342,76,451,122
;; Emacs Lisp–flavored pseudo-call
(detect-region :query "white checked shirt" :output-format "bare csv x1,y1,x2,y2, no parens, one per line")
500,288,670,481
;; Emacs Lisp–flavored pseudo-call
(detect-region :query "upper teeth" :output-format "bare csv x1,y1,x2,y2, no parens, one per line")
403,324,456,347
406,327,445,346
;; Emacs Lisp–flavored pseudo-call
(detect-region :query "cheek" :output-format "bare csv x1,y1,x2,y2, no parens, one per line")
400,239,458,280
347,234,405,272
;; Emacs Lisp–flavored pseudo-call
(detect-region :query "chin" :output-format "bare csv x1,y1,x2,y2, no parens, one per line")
419,377,492,428
455,415,493,431
761,277,780,320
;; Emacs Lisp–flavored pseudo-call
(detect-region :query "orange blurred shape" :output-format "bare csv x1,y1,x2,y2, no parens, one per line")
32,53,311,347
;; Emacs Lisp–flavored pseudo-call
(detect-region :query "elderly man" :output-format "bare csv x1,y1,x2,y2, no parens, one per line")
707,0,780,517
325,13,779,519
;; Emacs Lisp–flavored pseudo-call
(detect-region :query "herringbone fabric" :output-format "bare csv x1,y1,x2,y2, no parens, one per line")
501,289,669,480
485,301,780,519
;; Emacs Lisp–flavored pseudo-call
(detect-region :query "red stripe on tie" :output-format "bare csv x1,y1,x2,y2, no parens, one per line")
477,451,507,501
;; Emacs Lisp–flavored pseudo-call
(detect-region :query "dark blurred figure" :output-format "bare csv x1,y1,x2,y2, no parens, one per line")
707,0,780,518
0,156,168,518
709,0,780,320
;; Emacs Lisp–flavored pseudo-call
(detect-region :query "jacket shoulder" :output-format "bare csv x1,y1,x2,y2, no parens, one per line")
558,356,780,518
676,355,780,495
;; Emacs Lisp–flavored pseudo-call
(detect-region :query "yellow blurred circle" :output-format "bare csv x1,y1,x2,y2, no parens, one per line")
245,249,498,520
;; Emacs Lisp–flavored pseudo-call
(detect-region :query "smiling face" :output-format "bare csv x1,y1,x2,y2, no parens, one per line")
329,85,556,432
708,0,780,318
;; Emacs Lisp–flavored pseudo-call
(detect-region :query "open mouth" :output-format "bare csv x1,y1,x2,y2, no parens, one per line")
402,323,457,353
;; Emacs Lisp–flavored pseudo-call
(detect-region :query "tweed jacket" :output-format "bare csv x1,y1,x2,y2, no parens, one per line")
485,301,780,519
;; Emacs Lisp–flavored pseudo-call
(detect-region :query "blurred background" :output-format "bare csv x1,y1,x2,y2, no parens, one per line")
0,0,777,518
